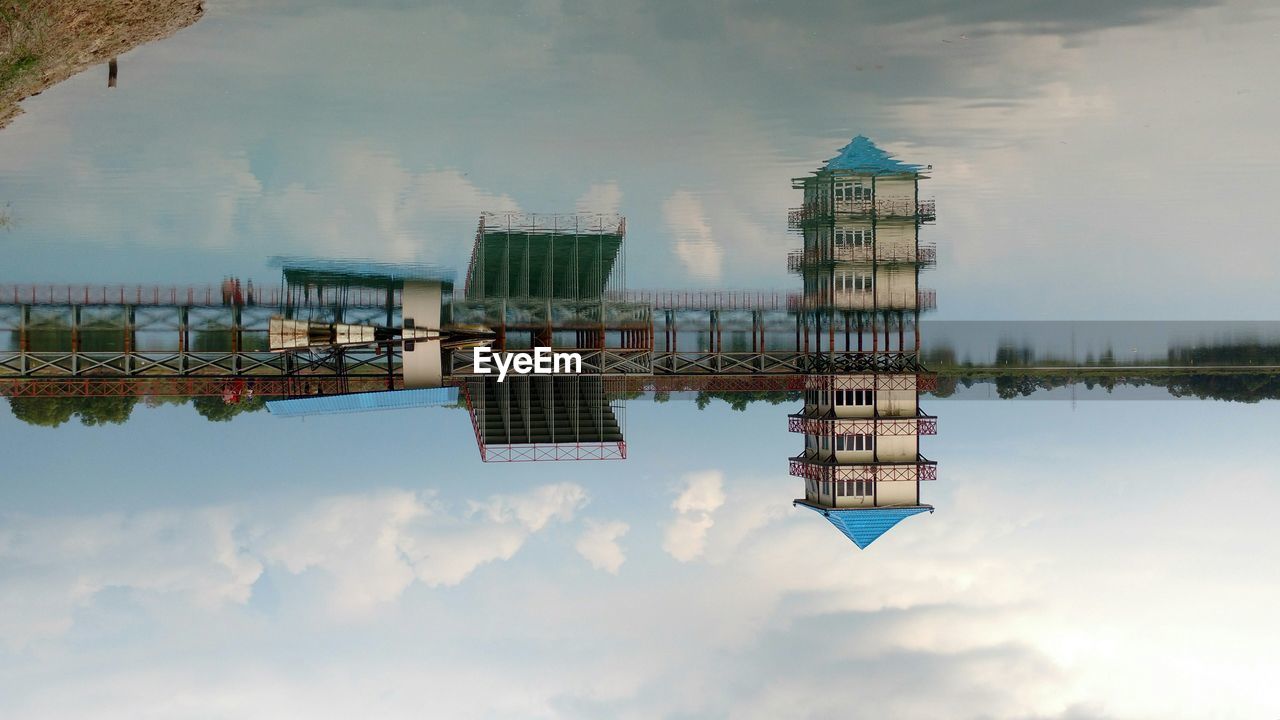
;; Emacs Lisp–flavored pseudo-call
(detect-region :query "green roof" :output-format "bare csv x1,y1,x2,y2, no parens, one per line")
465,230,623,300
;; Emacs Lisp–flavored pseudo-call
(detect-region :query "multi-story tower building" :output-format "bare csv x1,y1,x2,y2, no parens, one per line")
788,136,939,549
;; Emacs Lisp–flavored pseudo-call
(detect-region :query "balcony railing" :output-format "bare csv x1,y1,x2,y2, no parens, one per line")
803,374,937,392
787,412,937,436
788,198,937,226
786,245,937,270
788,455,937,483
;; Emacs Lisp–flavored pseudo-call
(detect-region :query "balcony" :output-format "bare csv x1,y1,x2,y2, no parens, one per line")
787,412,938,436
789,455,937,483
786,245,937,271
788,198,937,226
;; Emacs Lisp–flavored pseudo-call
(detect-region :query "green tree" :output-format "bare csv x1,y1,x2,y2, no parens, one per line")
191,395,267,422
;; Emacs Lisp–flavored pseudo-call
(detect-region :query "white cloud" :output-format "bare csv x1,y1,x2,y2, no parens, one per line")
662,470,725,562
468,482,588,532
671,470,726,514
575,520,630,574
575,182,622,214
263,483,587,614
662,190,723,282
0,483,591,643
0,508,262,649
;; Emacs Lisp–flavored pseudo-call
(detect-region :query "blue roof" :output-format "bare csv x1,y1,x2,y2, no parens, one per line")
267,387,458,418
796,502,931,549
823,135,923,175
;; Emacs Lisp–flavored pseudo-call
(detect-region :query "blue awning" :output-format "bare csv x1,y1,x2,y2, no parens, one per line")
267,387,458,417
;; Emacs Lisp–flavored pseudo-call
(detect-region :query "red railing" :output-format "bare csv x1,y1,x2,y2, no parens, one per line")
787,414,937,436
789,457,937,483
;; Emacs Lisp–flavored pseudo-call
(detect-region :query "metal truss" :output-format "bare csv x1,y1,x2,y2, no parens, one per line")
448,348,653,376
0,376,405,398
459,377,627,463
622,376,806,392
0,348,400,379
787,291,937,312
803,373,937,392
787,413,938,436
788,455,938,483
793,352,924,374
474,442,627,462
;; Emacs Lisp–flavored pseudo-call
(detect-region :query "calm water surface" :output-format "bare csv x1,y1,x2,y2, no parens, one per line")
1,1,1278,718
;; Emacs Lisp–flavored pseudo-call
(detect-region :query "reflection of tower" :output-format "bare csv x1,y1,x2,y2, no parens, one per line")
787,136,938,548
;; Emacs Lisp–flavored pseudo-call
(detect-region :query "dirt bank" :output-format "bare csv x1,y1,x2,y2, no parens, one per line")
1,0,203,129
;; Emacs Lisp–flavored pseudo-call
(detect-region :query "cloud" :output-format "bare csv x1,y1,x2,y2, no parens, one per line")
0,508,262,649
662,470,726,562
263,483,588,614
575,182,622,214
0,483,591,643
662,190,723,282
468,482,588,532
575,520,630,574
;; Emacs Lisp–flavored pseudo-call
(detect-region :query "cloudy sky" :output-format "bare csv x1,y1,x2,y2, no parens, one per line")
1,0,1278,317
1,397,1278,718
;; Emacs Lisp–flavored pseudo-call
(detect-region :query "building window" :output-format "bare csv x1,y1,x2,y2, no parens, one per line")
835,434,874,452
835,229,872,247
837,389,875,406
836,273,872,292
840,479,874,497
835,180,871,203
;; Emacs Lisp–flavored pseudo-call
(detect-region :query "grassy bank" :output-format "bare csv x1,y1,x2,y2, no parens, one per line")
0,0,202,129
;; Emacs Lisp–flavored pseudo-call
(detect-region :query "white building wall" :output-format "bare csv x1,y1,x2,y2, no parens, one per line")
875,480,919,506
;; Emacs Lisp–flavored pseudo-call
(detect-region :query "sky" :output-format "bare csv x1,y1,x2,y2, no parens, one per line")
1,398,1279,718
2,0,1280,717
0,0,1278,318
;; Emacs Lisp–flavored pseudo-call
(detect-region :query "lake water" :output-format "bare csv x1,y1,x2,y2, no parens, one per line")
1,1,1278,718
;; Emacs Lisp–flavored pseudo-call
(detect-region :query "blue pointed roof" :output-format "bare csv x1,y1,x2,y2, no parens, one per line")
823,135,922,176
795,502,931,549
